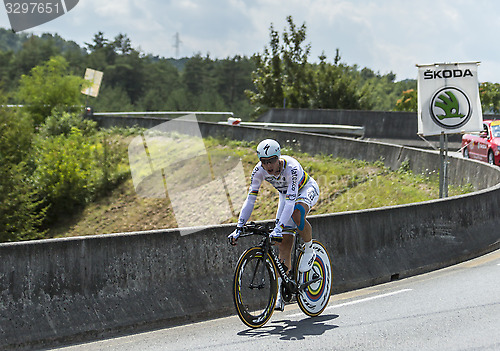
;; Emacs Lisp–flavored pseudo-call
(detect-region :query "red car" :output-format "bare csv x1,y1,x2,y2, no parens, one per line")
462,120,500,165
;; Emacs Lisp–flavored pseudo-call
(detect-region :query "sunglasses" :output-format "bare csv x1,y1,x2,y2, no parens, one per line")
260,156,278,165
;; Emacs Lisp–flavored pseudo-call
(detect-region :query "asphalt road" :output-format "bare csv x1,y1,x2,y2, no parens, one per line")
49,249,500,351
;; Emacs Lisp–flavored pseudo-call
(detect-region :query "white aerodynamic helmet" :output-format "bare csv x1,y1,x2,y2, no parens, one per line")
256,139,281,158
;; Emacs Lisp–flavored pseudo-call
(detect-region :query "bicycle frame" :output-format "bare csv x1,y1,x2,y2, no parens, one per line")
239,223,320,295
233,222,332,327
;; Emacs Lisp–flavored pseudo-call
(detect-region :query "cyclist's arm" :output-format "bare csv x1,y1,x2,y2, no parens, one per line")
274,167,299,233
237,166,263,227
275,199,295,233
275,192,286,223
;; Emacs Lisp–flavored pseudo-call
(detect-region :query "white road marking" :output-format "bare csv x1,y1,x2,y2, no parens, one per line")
289,289,412,318
324,288,413,310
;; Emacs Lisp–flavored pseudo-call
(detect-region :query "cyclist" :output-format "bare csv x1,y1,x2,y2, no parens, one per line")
228,139,320,310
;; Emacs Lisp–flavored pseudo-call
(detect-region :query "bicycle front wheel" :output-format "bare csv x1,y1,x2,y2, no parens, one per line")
295,240,332,317
233,246,278,328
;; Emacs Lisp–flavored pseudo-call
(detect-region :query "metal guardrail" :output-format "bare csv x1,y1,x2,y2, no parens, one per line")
218,120,365,137
93,111,233,116
91,112,364,137
92,111,234,123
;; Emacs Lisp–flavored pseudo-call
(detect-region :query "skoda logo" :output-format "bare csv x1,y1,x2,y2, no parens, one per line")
430,87,472,129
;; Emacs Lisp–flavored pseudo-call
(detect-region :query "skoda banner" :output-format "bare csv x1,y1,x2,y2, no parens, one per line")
417,62,482,136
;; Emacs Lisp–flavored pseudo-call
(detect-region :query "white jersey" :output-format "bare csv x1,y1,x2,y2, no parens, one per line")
237,155,319,233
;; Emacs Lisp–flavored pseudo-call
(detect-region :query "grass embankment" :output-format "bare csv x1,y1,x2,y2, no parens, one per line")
48,136,473,237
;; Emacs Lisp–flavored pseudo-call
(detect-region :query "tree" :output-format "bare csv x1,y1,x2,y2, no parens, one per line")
246,23,284,112
164,88,190,111
479,82,500,114
85,32,116,70
91,85,134,112
247,16,367,113
105,50,145,104
309,54,364,109
280,15,311,108
215,55,255,113
112,33,133,55
394,89,418,112
7,35,59,85
0,103,44,242
17,56,88,125
137,58,181,111
85,31,109,52
183,54,206,97
0,50,15,95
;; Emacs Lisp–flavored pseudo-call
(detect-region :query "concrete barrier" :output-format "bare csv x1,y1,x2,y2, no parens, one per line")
2,116,500,349
258,108,420,139
257,108,500,141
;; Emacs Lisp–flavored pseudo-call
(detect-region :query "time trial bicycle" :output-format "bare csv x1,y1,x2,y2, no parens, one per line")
232,222,332,328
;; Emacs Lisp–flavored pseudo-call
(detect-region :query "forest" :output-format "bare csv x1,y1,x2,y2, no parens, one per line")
2,15,500,117
1,16,499,242
0,18,420,119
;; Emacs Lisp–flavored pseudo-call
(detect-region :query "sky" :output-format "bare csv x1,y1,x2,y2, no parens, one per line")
1,0,500,83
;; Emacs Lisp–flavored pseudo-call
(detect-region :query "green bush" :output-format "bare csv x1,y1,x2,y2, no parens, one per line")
94,130,131,193
17,56,87,125
31,128,102,223
0,161,45,241
39,108,97,137
0,104,44,241
30,114,130,226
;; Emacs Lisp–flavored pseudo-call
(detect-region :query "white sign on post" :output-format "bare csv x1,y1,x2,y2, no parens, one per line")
82,68,103,98
417,62,482,136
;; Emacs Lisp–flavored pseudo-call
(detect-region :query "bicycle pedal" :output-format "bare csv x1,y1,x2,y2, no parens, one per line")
282,288,293,303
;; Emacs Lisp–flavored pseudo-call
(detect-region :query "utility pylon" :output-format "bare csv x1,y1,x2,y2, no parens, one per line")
173,32,182,59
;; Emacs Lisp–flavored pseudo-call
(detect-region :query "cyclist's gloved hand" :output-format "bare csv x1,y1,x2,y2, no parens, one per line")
269,227,283,242
228,227,242,246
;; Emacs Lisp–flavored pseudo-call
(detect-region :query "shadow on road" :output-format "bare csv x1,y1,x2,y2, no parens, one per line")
237,314,339,340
